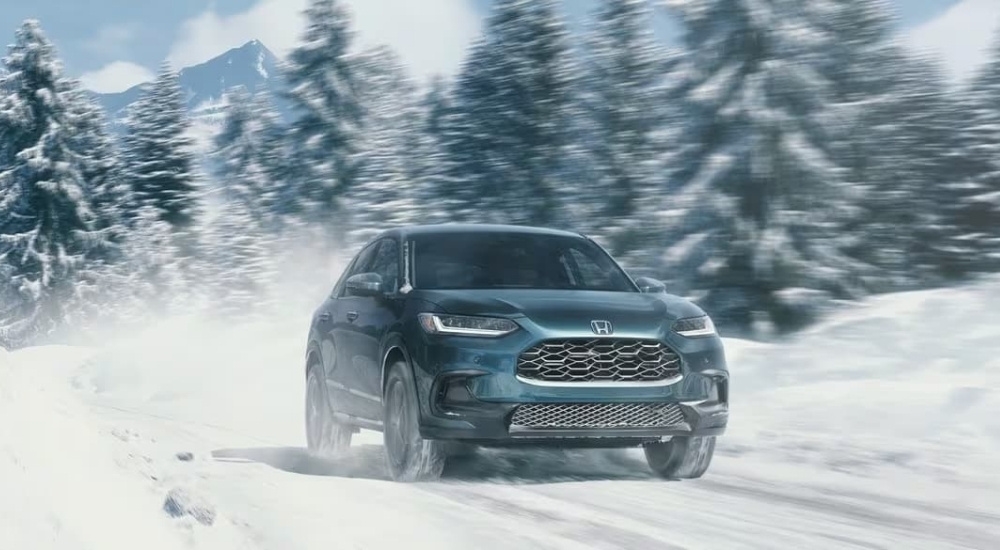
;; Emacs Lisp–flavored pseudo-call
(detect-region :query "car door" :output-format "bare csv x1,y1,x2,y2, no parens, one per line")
319,242,378,420
331,239,391,422
356,238,405,410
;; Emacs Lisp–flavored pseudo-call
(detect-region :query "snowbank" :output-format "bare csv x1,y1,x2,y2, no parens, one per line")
723,279,1000,491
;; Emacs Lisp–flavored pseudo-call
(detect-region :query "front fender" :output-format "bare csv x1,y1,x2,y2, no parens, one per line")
380,331,415,393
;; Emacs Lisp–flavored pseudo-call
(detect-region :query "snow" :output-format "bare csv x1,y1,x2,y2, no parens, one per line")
256,52,269,79
2,281,1000,549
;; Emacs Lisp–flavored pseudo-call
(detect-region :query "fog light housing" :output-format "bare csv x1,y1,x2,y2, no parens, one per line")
442,378,473,405
434,376,476,415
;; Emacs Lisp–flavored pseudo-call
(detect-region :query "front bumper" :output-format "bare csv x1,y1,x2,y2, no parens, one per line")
420,398,728,445
409,328,729,446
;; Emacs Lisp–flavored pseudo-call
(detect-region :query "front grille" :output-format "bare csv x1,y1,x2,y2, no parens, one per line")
517,339,681,383
510,403,685,430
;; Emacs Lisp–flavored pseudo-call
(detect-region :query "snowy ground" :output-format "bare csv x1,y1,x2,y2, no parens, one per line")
2,280,999,549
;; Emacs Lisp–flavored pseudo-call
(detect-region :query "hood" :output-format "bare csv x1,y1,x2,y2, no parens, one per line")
414,289,705,336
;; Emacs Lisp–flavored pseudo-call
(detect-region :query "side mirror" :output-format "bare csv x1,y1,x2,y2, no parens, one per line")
635,276,666,294
346,273,384,297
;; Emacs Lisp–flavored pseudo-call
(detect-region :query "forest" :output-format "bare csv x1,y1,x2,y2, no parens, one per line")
2,0,999,348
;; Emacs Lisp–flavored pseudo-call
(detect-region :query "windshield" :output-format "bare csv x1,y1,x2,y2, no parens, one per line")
411,232,636,292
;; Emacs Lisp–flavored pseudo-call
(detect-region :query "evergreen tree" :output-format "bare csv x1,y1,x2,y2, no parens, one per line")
857,55,959,286
283,0,363,237
199,200,277,319
121,63,198,230
446,0,575,225
664,0,865,334
213,88,285,229
944,29,1000,276
66,85,130,257
0,21,114,346
581,0,668,255
347,46,423,245
104,205,186,322
412,76,462,224
823,0,957,288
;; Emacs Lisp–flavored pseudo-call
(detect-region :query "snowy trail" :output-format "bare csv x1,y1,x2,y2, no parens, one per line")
31,397,1000,550
4,282,1000,549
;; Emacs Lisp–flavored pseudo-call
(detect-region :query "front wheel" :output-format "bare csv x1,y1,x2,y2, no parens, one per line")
383,361,445,482
306,367,352,457
644,436,716,479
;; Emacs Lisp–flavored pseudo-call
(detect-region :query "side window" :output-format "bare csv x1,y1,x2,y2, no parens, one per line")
336,242,379,298
369,239,400,292
565,248,616,289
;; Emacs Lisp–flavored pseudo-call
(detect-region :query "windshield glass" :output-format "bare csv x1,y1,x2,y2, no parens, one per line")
411,232,636,292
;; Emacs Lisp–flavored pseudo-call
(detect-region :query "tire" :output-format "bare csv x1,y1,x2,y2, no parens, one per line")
382,361,446,482
644,436,716,479
305,366,352,457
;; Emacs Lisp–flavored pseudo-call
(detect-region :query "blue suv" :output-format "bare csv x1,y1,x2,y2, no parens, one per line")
305,224,729,481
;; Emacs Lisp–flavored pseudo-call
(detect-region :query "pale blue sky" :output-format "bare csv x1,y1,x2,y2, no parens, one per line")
0,0,979,92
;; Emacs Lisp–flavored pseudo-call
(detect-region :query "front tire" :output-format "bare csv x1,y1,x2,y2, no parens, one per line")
306,367,352,457
644,436,715,479
383,361,445,482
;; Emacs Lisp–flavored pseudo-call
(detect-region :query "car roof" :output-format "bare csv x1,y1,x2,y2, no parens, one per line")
378,223,585,241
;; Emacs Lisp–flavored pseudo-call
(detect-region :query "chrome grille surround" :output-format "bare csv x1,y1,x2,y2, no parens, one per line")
517,339,681,383
510,402,685,430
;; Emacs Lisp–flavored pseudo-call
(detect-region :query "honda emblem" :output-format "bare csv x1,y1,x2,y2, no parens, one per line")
591,320,613,335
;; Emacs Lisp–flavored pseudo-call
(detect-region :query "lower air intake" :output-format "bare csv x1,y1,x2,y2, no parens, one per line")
510,402,685,430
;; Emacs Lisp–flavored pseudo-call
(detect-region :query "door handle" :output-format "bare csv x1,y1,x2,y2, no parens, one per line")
318,312,331,322
346,311,359,323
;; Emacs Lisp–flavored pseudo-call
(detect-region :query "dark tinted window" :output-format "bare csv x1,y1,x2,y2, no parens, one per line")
370,239,400,292
412,233,635,292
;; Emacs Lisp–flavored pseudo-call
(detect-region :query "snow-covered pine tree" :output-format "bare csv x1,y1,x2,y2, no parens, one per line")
821,0,958,289
0,21,115,346
855,55,959,286
663,0,866,334
196,88,286,317
212,88,285,230
199,199,277,319
65,85,130,253
943,29,1000,276
104,205,187,322
283,0,364,242
446,0,575,225
121,62,198,231
411,76,462,224
581,0,669,256
346,46,424,246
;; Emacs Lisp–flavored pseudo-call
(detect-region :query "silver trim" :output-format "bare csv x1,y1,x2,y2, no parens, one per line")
517,339,681,384
516,374,684,388
327,380,381,403
380,346,402,394
401,239,412,294
510,402,686,430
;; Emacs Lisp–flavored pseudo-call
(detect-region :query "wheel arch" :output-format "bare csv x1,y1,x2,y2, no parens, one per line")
380,335,414,393
306,340,322,377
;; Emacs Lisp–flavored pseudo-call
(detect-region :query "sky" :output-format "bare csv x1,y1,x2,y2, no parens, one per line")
0,0,994,93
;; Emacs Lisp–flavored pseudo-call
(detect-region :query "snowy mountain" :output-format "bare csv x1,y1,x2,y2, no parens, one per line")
93,40,285,148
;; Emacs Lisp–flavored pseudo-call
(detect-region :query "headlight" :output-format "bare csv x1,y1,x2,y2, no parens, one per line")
418,313,519,337
672,315,716,337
